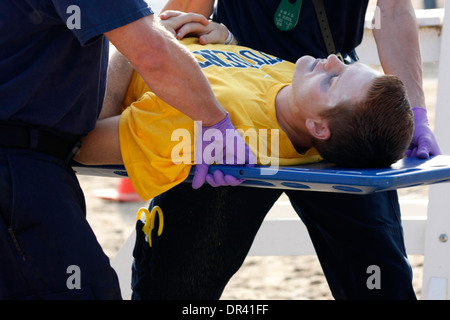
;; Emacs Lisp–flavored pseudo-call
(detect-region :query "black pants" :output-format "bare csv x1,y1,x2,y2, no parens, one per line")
131,183,416,300
0,149,121,299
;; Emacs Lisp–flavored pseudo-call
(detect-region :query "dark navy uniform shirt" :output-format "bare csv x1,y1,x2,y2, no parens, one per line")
213,0,369,63
0,0,152,136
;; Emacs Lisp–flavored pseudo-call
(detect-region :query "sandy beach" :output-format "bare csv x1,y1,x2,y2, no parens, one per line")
80,174,426,300
79,0,443,300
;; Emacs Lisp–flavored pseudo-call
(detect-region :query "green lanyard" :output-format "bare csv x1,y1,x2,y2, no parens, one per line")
274,0,303,31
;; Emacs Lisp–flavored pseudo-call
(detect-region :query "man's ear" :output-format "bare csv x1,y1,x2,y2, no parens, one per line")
305,118,330,141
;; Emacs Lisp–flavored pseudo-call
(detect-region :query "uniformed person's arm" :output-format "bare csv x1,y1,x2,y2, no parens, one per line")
105,14,226,126
373,0,440,158
373,0,424,108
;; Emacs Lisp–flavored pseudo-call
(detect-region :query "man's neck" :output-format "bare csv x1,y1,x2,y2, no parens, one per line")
275,85,313,152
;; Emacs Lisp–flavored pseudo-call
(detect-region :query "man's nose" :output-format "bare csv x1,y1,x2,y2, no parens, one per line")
324,54,344,72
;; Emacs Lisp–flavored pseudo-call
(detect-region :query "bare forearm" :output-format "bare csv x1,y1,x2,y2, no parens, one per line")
106,15,226,126
137,32,227,125
374,1,425,107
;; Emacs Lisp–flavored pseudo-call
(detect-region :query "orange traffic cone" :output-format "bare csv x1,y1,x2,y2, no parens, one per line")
93,178,144,202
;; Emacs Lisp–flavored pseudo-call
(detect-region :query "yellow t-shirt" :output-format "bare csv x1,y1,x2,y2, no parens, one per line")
119,38,322,200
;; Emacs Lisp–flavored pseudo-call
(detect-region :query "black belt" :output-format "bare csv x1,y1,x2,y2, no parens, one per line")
0,123,82,164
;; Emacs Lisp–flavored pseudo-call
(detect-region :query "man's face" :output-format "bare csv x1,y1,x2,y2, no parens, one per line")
292,55,381,117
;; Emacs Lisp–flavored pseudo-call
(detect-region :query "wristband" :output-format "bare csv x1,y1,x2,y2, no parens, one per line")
221,23,234,45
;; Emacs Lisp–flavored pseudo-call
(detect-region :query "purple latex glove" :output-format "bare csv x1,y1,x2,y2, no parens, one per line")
192,113,256,189
406,107,441,159
205,169,244,187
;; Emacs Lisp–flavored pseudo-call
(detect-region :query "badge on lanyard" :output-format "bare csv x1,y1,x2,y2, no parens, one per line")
274,0,303,31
